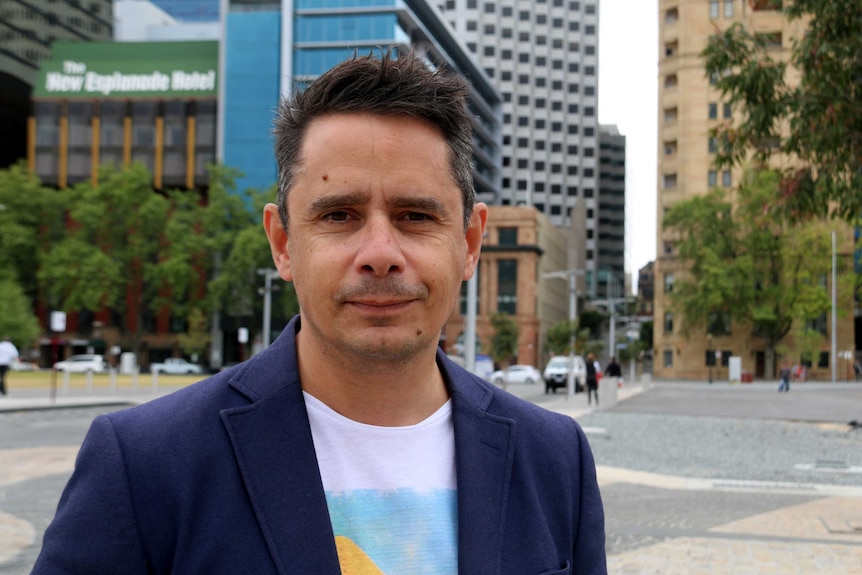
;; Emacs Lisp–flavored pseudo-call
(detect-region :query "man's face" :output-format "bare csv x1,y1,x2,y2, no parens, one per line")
264,113,486,365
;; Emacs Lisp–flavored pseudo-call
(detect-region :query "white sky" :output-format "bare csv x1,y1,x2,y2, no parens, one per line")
598,0,658,289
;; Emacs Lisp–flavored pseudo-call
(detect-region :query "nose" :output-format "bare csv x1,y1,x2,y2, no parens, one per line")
354,216,406,277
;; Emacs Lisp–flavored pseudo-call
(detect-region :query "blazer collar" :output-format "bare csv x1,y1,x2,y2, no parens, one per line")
221,316,515,574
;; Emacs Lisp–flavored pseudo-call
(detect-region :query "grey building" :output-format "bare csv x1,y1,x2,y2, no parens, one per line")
0,0,113,167
436,0,600,285
596,124,625,298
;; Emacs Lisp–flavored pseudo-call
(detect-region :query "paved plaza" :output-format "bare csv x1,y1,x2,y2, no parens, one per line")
1,376,860,574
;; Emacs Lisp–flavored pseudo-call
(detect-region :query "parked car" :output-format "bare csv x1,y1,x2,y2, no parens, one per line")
10,357,36,371
150,358,204,375
491,364,542,385
53,354,108,373
543,355,586,394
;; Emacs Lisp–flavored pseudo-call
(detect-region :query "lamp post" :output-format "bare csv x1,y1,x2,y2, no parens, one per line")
543,270,584,399
256,269,279,349
707,334,714,384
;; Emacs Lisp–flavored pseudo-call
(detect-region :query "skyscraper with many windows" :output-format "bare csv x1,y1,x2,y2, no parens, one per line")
435,0,601,288
0,0,112,167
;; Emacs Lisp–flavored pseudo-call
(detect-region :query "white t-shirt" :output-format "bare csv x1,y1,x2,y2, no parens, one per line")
0,341,18,366
304,392,458,575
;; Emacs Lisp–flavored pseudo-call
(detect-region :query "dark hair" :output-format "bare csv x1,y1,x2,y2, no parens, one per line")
273,49,475,231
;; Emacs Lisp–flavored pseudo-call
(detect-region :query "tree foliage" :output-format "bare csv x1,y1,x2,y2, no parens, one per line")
702,1,862,220
0,163,67,300
0,278,42,350
545,320,591,357
663,168,851,376
487,312,519,367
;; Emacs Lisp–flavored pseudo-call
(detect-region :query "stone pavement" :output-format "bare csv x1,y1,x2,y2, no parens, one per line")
1,379,861,574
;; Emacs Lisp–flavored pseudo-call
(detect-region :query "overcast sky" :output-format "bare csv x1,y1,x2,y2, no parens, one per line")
598,0,658,290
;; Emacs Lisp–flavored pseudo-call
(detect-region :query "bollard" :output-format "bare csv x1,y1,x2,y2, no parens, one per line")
85,370,94,394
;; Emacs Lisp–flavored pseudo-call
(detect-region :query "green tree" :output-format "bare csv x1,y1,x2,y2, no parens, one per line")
663,168,850,377
487,312,519,371
545,320,590,356
38,163,207,349
0,163,67,300
176,307,210,362
701,1,862,220
0,278,41,350
203,170,299,333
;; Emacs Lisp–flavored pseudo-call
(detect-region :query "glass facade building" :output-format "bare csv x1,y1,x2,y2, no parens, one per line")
220,0,502,198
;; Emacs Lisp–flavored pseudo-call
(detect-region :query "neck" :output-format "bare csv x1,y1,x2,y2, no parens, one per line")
296,333,449,427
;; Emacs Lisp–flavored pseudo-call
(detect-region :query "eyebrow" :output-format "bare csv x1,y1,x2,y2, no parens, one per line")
307,192,449,218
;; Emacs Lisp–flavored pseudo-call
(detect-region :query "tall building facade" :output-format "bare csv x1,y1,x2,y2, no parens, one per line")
596,124,625,299
435,0,601,291
0,0,112,168
220,0,502,195
654,0,854,380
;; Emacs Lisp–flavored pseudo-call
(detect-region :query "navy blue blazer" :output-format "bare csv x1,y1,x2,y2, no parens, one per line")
33,316,606,574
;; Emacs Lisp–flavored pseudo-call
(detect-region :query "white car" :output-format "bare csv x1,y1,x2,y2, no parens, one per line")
151,358,204,375
10,357,36,371
543,355,587,394
53,354,108,373
491,364,542,385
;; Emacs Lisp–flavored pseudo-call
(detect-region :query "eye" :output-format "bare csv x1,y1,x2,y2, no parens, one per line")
322,211,352,223
402,212,434,223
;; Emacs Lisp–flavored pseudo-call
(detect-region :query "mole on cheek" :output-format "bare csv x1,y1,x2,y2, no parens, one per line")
322,174,328,181
416,330,422,336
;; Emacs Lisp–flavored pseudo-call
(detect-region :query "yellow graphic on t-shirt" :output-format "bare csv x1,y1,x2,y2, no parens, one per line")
335,535,386,575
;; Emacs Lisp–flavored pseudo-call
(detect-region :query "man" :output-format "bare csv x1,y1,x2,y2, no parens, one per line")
33,52,606,574
604,356,622,378
0,336,18,395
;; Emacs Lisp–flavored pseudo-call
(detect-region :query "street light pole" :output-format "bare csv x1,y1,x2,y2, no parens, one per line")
832,230,837,383
257,269,278,349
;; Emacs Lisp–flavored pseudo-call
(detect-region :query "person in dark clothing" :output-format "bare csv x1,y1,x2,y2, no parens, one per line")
604,357,622,378
586,352,600,406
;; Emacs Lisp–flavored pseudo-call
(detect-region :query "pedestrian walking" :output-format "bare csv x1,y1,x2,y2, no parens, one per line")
586,352,601,406
0,336,19,396
32,51,607,575
604,356,622,378
778,362,790,393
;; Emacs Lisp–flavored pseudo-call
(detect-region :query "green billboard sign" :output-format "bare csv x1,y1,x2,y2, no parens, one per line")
34,41,219,99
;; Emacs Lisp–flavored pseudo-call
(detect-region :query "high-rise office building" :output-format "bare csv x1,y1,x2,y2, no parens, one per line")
654,0,854,380
436,0,601,288
596,124,625,299
0,0,112,167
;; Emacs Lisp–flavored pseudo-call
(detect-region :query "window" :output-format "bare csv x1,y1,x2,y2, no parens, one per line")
723,102,733,118
497,260,518,314
724,0,734,17
757,32,782,49
665,7,678,23
708,138,718,153
664,107,678,123
664,140,677,156
665,41,678,57
663,174,677,189
818,351,829,368
663,349,674,368
708,170,717,187
664,74,678,89
499,227,518,245
708,102,718,119
722,170,731,187
664,273,674,293
709,0,719,18
708,312,731,335
664,312,674,333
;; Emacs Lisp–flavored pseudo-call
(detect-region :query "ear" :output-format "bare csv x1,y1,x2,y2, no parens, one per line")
463,202,488,281
263,203,294,281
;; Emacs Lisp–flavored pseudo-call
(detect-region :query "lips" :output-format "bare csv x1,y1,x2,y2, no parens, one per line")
334,279,428,306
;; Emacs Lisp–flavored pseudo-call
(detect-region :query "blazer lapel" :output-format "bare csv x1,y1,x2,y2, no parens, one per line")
221,387,341,574
445,357,516,575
